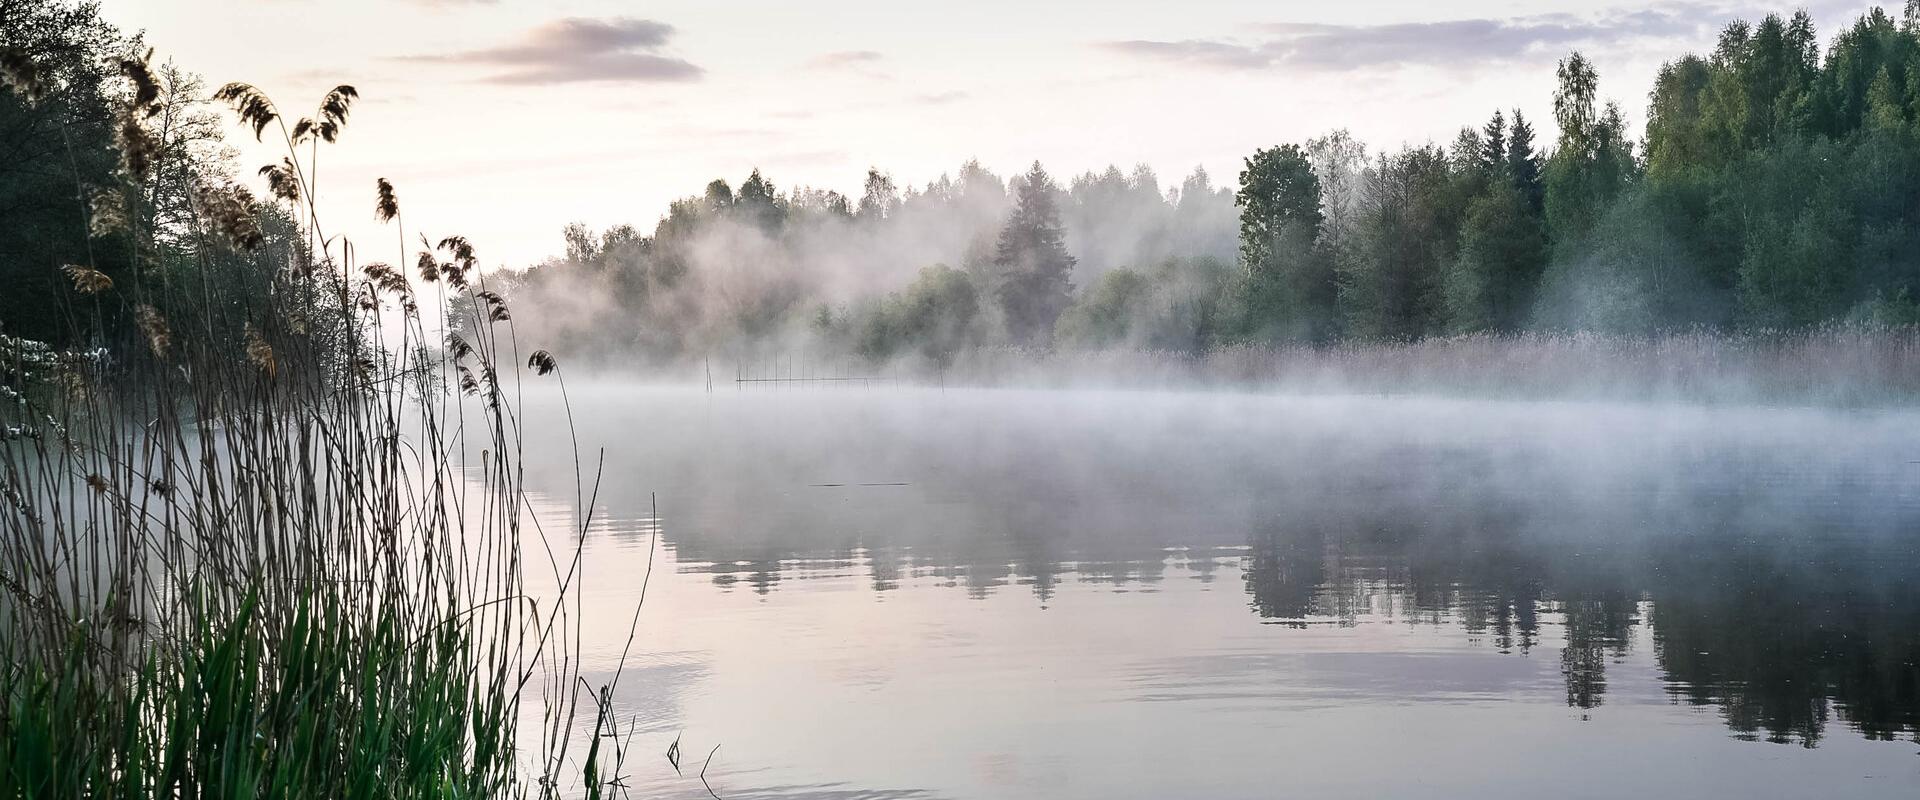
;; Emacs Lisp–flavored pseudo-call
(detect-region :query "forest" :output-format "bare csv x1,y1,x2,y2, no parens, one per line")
468,6,1920,369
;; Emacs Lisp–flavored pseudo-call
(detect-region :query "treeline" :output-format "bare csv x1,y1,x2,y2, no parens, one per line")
505,5,1920,367
497,159,1239,365
0,0,323,358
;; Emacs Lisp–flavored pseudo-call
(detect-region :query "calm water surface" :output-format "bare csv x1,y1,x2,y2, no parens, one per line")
514,385,1920,799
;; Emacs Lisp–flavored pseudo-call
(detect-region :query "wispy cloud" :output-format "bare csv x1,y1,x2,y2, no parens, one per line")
1101,7,1730,72
400,17,702,84
808,50,884,69
911,90,968,106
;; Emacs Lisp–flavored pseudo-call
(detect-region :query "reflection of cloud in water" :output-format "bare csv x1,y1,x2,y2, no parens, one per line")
706,785,942,800
579,656,709,735
1129,651,1562,709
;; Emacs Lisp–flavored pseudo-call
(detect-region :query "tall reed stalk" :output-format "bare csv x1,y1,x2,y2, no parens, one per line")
1,54,636,799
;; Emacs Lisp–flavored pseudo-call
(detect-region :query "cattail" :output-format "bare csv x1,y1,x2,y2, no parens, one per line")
134,304,172,359
527,350,557,375
376,178,399,222
259,158,301,204
61,265,113,294
213,82,277,141
244,322,276,376
0,47,47,104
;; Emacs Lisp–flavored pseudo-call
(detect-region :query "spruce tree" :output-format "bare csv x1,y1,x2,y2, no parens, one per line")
1507,110,1545,213
1480,110,1508,174
993,161,1076,345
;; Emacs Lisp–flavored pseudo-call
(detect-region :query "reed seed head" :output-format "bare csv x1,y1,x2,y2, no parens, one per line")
118,48,161,118
214,82,278,141
259,158,301,204
192,181,265,251
134,304,172,360
244,322,276,376
61,265,114,294
88,187,128,238
376,178,399,223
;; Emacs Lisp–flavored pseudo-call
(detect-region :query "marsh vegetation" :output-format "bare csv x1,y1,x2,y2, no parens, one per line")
1,4,643,796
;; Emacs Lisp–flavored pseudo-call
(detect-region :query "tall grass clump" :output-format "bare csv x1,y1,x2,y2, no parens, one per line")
1,50,636,798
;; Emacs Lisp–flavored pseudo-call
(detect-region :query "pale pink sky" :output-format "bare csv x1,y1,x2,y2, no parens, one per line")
108,0,1876,267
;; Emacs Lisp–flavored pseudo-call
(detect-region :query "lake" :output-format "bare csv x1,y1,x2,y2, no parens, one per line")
511,384,1920,799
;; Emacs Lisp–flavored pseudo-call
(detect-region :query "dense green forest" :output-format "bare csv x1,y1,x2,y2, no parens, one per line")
491,5,1920,367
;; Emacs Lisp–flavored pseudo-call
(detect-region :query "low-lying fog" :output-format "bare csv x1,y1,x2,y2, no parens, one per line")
504,383,1920,799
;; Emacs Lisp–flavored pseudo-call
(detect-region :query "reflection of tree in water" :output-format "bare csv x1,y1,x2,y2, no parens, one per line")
1234,517,1918,747
1243,526,1329,625
1647,539,1920,748
1556,592,1639,711
645,485,1920,752
866,543,902,592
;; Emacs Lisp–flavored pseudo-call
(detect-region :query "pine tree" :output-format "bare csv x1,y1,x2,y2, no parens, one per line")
993,162,1076,345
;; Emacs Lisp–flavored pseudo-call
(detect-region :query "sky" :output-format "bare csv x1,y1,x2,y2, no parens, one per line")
106,0,1883,268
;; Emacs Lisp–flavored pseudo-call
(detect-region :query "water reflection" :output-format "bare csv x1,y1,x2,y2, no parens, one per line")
517,386,1920,794
630,503,1920,751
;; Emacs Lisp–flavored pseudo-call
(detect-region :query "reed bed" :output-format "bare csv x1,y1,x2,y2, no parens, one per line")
929,326,1920,405
1,62,635,799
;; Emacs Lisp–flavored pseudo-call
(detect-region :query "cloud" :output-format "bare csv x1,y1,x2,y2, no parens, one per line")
1101,6,1730,72
401,17,702,84
911,90,968,105
808,50,884,69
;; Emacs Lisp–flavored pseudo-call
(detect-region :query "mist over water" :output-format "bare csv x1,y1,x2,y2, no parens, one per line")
509,382,1920,799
